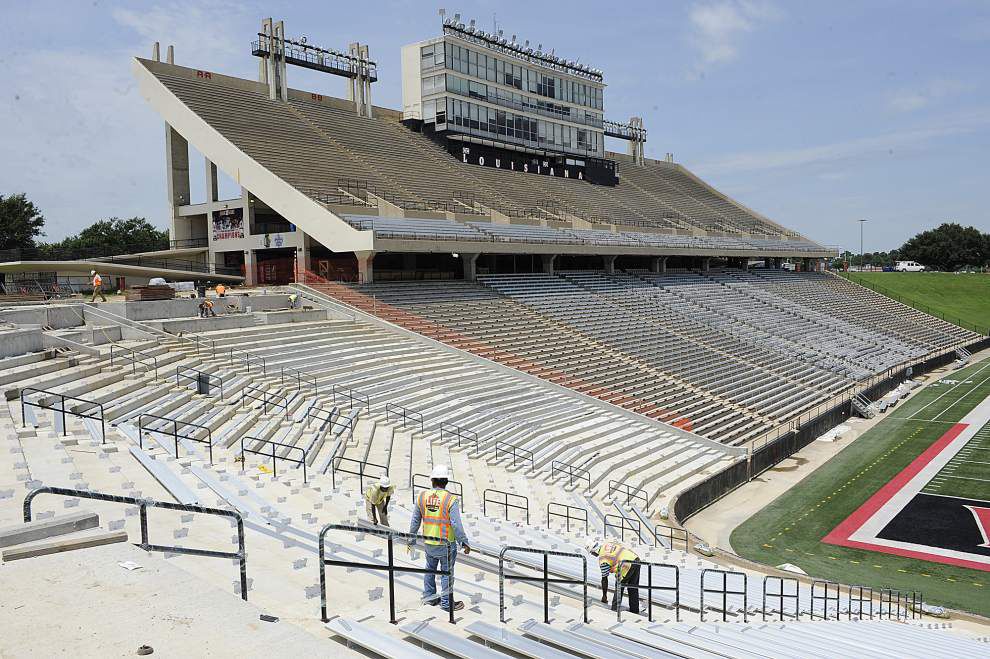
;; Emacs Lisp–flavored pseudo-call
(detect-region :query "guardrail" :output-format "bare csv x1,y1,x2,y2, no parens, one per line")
318,524,455,624
848,584,874,620
700,568,747,622
24,486,247,600
607,480,648,509
483,488,529,525
138,413,214,464
616,560,680,623
880,587,922,621
241,385,289,418
551,460,591,491
385,402,423,433
810,579,840,620
653,524,690,552
239,435,307,483
175,367,224,399
498,546,589,625
494,441,534,470
411,473,464,511
439,422,478,451
547,502,588,534
110,345,159,377
331,383,370,410
763,576,800,621
20,387,105,443
604,514,641,543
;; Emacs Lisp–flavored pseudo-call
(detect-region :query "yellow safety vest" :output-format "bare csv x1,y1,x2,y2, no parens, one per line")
365,484,394,506
599,541,639,579
418,488,457,545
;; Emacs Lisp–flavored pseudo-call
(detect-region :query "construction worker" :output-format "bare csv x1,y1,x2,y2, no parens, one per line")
364,475,395,526
588,538,641,614
408,464,471,612
215,283,226,297
287,293,299,309
90,270,107,302
198,298,216,318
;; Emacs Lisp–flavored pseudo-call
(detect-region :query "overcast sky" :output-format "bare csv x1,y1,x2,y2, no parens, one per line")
2,0,988,251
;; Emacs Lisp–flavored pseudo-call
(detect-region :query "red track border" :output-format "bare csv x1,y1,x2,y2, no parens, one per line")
822,422,990,572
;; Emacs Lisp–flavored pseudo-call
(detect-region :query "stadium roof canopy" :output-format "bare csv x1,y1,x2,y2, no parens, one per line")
134,58,835,260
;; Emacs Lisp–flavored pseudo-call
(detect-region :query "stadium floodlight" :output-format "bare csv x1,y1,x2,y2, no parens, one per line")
453,13,460,21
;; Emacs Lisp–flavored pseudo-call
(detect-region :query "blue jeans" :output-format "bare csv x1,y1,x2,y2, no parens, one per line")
423,543,457,608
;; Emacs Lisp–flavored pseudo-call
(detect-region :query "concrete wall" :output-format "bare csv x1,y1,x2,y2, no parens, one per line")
94,299,204,321
225,294,294,312
256,309,327,324
147,315,258,334
0,329,44,358
0,306,85,330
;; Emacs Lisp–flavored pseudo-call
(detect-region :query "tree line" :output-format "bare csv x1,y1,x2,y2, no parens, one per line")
0,192,168,255
834,223,989,271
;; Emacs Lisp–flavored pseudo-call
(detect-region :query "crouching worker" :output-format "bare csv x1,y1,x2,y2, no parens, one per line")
588,538,641,614
364,475,395,527
198,298,216,318
408,465,471,612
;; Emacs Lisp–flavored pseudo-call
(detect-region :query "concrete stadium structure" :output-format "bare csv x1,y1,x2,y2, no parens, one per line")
2,14,989,657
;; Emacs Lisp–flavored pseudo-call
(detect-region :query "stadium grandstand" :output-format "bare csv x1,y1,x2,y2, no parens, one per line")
2,12,989,657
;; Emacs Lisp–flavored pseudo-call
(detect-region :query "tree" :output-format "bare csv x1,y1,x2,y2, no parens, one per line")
899,223,989,271
0,193,45,250
48,217,169,255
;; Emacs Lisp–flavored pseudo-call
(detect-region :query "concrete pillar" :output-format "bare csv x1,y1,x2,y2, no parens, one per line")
355,250,375,284
541,254,557,276
165,125,190,208
650,256,667,274
462,253,480,281
603,255,617,274
244,250,256,286
701,257,711,273
205,158,219,203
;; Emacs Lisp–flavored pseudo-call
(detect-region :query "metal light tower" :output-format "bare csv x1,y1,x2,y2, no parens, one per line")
858,219,867,271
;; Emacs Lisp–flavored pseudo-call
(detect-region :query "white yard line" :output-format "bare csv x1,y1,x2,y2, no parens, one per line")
912,360,990,419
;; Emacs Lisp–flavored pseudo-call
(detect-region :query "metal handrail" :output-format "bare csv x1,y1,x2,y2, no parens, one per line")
603,513,641,543
240,385,289,418
616,560,680,623
879,587,922,621
608,479,648,509
762,575,800,621
331,383,370,410
411,474,465,512
483,488,529,525
318,524,455,624
110,344,159,377
700,568,747,622
385,402,424,433
547,502,588,534
138,413,214,464
20,387,105,444
239,435,307,483
494,441,534,470
498,546,588,624
175,366,224,399
848,584,874,620
653,524,690,552
439,422,478,451
24,486,247,600
551,460,591,491
810,579,840,620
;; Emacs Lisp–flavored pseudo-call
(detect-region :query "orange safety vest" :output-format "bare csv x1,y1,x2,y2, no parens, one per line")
216,284,226,295
418,488,457,545
599,541,639,579
92,274,102,287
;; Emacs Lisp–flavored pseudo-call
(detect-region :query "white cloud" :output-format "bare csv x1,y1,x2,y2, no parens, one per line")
687,1,779,70
693,110,990,175
886,79,974,113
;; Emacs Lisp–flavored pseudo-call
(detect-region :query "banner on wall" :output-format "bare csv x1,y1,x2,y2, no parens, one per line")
212,208,244,240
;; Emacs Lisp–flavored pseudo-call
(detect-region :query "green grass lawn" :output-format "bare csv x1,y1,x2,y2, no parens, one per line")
840,271,990,334
731,359,990,616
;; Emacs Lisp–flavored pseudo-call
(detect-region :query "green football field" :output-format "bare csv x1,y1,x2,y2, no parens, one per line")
840,271,990,334
731,358,990,616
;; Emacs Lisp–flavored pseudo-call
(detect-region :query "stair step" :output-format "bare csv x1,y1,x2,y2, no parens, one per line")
2,528,128,561
0,511,101,549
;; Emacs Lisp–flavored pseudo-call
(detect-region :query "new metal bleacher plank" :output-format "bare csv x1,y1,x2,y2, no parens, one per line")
326,617,442,658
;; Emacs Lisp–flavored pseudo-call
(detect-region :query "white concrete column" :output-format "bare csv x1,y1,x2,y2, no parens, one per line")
244,250,257,286
462,253,480,281
355,250,376,284
650,256,667,274
541,254,557,276
701,257,711,273
205,158,219,203
603,255,617,274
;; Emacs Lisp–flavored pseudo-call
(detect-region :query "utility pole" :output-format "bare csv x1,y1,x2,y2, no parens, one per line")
858,219,868,271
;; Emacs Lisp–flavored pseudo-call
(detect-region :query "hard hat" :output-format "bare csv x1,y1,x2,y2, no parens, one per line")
90,270,96,275
430,464,449,480
586,538,602,555
379,475,391,489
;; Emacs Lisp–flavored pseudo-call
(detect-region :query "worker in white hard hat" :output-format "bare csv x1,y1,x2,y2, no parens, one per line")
408,464,471,612
588,537,641,614
89,270,107,302
364,474,396,527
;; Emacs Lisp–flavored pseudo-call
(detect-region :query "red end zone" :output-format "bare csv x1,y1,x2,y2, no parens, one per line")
821,422,990,572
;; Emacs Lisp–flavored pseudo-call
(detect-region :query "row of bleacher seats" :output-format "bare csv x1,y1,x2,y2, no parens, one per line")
148,61,810,239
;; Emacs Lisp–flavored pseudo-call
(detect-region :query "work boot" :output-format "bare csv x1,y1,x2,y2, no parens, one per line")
440,601,465,612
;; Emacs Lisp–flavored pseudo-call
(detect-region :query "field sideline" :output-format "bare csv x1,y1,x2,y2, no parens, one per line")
732,357,990,616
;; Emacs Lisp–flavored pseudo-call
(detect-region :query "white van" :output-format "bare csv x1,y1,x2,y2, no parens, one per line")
895,261,926,272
